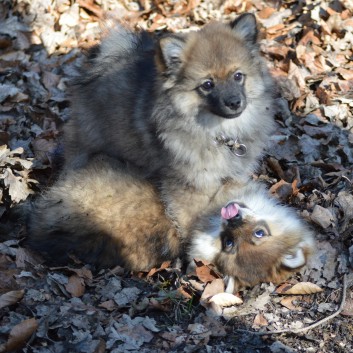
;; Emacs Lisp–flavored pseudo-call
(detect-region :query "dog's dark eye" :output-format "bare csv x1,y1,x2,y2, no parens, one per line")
234,72,243,82
225,239,234,248
201,80,214,91
253,229,266,238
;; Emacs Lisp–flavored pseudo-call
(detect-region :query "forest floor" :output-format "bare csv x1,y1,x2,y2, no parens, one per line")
0,0,352,352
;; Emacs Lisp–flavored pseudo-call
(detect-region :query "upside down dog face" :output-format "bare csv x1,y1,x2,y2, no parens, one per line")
189,186,315,293
216,201,314,292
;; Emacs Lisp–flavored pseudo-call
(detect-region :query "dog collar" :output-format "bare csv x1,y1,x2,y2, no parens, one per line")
215,135,247,157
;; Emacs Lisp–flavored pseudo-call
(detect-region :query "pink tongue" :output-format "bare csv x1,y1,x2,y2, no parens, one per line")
221,203,239,220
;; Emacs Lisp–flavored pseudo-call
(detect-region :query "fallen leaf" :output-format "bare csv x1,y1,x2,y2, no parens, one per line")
194,259,220,283
275,283,293,294
270,179,294,200
280,296,303,311
200,278,225,303
68,267,93,281
16,247,43,268
147,261,171,277
281,282,323,295
0,318,38,352
310,205,334,228
252,313,268,327
0,290,25,309
2,167,33,203
257,7,276,19
208,292,243,306
65,274,85,297
113,287,141,306
177,284,194,299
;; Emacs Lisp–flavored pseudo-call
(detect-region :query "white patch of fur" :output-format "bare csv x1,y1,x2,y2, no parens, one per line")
224,276,236,294
281,248,305,268
188,221,222,263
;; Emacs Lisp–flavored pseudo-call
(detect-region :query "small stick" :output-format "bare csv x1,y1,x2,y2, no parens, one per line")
235,274,348,336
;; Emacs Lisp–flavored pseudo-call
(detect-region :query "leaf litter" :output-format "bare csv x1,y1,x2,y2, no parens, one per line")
0,0,352,352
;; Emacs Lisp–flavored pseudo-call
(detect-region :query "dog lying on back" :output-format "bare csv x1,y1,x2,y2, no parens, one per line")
63,13,276,235
27,156,314,292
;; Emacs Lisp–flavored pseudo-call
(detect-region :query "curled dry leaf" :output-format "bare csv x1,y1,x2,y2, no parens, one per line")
206,293,243,317
280,296,303,311
194,259,220,283
252,313,268,328
275,282,293,294
65,274,85,297
281,282,323,295
311,205,334,229
0,289,25,309
2,167,34,204
99,299,116,312
208,292,243,306
200,278,225,303
147,261,171,277
0,317,38,352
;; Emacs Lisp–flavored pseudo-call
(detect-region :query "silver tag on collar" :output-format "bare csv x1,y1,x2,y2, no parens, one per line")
232,143,247,157
215,135,247,157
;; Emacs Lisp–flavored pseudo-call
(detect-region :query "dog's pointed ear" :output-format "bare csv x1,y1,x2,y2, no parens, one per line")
281,248,306,269
158,34,186,72
230,13,258,44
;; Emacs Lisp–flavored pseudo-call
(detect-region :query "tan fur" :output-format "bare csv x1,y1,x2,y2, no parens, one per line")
27,15,315,290
27,156,180,270
27,157,314,291
189,182,315,291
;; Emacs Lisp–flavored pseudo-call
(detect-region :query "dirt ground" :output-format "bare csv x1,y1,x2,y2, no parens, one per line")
0,1,352,352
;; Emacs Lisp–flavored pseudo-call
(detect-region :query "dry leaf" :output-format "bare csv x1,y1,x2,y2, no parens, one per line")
252,313,268,327
257,7,276,19
65,274,85,297
194,259,220,283
99,300,116,311
200,278,225,304
280,296,303,311
270,179,293,200
281,282,323,295
177,284,193,299
275,283,293,294
2,167,33,203
16,247,43,268
1,318,38,352
0,290,25,309
311,205,334,228
208,292,243,306
207,293,243,317
147,261,171,277
68,267,93,281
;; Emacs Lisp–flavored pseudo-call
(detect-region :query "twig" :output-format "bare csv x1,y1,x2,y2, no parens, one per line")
235,274,348,336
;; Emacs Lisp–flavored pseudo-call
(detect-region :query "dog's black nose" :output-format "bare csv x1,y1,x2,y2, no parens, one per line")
224,96,242,111
227,211,242,227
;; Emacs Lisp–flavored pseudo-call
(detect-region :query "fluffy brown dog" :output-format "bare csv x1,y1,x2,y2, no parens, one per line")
27,156,314,292
27,14,314,289
63,13,275,234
